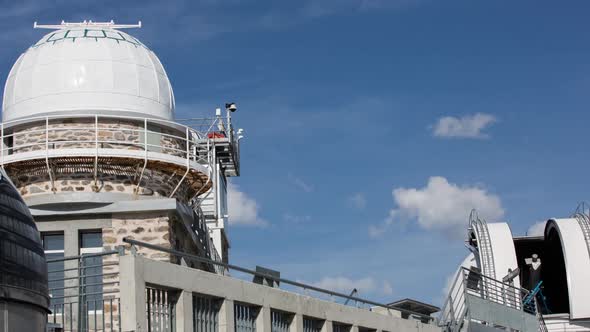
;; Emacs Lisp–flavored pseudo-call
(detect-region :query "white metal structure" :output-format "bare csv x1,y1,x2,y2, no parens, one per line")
545,218,590,319
3,22,174,122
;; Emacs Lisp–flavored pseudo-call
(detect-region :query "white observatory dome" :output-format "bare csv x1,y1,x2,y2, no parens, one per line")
2,27,175,122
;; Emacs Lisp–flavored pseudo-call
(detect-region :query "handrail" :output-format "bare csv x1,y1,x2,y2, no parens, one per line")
439,267,537,331
122,237,436,322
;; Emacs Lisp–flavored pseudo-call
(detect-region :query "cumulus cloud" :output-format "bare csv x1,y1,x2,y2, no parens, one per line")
432,113,497,139
227,183,267,227
370,176,504,238
308,276,393,296
527,221,546,236
348,192,367,209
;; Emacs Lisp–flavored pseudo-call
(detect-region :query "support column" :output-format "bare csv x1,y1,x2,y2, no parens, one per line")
219,299,235,332
291,313,304,332
175,290,193,332
119,254,146,332
321,320,333,332
351,325,360,332
257,305,272,332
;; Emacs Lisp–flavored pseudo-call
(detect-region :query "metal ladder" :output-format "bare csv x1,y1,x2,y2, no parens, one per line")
469,210,496,279
572,203,590,260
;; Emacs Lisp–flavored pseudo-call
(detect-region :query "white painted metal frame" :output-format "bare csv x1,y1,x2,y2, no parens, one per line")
0,113,220,187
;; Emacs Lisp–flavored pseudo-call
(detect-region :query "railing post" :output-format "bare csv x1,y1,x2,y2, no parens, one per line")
169,127,190,197
45,117,55,192
93,115,99,189
144,118,148,153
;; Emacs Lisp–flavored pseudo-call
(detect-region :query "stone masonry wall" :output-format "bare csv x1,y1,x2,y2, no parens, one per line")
11,118,186,156
12,168,192,202
101,213,172,331
101,212,207,330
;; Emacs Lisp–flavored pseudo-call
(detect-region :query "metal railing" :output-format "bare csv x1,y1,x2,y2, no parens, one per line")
303,317,323,332
46,250,122,332
193,294,222,332
234,303,257,332
271,310,292,332
146,286,177,332
1,114,212,167
0,113,241,195
122,237,436,323
439,267,539,332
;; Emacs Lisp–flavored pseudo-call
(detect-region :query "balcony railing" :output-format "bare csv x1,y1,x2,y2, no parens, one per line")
439,267,542,332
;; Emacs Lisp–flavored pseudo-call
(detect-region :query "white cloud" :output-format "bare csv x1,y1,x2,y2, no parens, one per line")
370,176,504,238
227,183,267,227
432,113,497,139
283,214,312,224
288,173,314,193
348,192,367,209
308,276,393,296
527,221,546,236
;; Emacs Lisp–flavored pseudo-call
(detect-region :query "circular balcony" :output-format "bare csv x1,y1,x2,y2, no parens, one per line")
0,114,216,202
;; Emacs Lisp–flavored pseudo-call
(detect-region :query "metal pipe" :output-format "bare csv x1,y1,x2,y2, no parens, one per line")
169,127,190,198
45,117,55,192
122,237,434,321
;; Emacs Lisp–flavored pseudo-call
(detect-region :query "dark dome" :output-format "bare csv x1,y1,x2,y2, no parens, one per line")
0,169,49,310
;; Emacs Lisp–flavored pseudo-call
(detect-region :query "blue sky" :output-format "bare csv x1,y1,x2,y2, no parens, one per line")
2,0,590,305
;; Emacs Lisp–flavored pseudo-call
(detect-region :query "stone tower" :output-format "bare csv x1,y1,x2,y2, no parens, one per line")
1,21,240,328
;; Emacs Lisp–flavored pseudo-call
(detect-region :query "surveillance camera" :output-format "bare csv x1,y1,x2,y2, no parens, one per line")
225,102,237,112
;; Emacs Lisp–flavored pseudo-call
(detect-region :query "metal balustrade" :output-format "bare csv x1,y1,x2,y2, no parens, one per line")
193,294,222,332
123,237,436,323
439,267,543,332
46,250,122,332
333,322,352,332
234,303,258,332
0,113,241,199
271,310,292,332
303,317,323,332
146,287,177,332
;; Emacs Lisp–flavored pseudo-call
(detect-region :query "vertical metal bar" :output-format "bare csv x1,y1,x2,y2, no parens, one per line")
70,301,73,332
147,288,152,332
94,115,99,189
44,117,55,191
169,127,191,198
102,298,105,332
134,119,149,194
94,299,98,332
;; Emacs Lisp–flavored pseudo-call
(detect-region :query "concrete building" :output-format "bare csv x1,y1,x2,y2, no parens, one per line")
1,21,441,332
